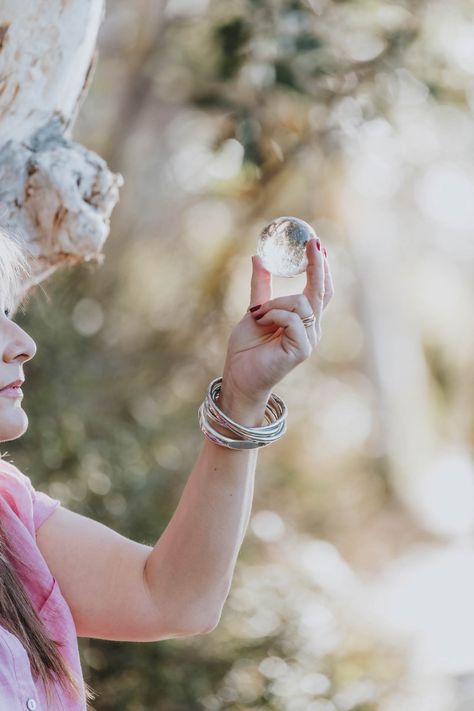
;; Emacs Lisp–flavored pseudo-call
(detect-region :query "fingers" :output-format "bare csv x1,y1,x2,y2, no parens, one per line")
247,240,334,323
251,308,313,358
303,238,325,324
248,255,272,311
251,293,312,316
251,293,316,343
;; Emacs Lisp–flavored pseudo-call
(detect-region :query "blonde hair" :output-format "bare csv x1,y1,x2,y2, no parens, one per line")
0,226,33,317
0,226,97,706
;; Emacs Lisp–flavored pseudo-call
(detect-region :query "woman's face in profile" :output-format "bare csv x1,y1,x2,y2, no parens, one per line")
0,297,36,443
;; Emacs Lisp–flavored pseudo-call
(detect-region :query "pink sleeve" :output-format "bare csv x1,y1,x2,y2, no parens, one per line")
32,486,62,531
0,458,62,533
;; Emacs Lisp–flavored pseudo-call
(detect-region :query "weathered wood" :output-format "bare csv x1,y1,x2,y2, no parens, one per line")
0,0,122,299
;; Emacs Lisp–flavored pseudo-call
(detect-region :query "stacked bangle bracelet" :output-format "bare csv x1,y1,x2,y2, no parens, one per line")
198,376,288,450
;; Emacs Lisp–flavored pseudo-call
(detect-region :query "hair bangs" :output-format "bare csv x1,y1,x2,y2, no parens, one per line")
0,227,32,311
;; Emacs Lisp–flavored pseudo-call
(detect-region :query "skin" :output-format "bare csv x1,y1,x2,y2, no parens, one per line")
1,239,335,641
0,302,36,443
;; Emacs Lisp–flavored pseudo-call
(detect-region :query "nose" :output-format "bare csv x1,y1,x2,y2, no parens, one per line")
3,322,37,365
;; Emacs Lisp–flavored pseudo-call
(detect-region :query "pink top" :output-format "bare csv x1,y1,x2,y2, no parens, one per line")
0,457,87,710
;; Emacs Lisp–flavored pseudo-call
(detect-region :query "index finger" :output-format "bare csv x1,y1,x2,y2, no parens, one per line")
302,238,325,321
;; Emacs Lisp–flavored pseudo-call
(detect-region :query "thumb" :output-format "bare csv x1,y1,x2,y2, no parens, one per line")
249,254,272,310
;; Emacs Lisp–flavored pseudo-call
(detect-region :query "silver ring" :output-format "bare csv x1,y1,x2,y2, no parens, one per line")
301,312,316,328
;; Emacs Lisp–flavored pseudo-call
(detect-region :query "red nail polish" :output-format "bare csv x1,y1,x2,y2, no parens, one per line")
249,304,262,312
316,240,321,251
323,247,327,257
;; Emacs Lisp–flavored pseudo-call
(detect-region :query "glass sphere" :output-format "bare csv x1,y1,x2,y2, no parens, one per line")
256,216,318,277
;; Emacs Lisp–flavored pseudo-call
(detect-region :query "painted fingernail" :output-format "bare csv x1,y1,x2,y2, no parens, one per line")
323,247,327,257
249,304,262,312
255,313,265,320
316,240,321,251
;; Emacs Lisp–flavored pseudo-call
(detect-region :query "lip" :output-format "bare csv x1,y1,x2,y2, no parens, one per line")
0,379,24,390
0,386,23,398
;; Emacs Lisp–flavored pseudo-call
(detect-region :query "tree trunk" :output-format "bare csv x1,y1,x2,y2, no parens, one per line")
0,0,122,303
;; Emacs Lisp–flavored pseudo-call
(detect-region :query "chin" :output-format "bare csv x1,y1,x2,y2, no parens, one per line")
0,408,29,442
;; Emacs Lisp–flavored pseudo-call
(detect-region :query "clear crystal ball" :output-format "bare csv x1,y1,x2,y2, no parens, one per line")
256,216,318,277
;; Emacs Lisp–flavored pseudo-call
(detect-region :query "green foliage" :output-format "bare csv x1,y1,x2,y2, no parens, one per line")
215,18,252,79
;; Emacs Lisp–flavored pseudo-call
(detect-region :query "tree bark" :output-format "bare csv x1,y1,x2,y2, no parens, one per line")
0,0,122,301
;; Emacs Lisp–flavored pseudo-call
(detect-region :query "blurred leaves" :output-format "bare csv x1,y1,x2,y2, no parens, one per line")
215,18,252,79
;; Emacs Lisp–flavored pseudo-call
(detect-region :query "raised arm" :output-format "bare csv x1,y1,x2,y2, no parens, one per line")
37,238,333,642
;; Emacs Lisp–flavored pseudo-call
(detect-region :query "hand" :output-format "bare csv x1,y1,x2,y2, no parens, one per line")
221,238,334,409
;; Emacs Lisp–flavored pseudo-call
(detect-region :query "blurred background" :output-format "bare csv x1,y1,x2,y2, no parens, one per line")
6,0,474,708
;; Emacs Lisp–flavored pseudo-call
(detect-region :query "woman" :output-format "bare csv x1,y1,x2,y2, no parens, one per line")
0,227,334,709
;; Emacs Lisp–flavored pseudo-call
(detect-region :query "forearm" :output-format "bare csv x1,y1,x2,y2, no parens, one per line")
143,385,267,630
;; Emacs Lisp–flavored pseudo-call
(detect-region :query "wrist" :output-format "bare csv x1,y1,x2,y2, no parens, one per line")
218,381,269,428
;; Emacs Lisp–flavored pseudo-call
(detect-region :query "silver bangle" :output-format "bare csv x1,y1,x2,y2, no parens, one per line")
198,377,288,450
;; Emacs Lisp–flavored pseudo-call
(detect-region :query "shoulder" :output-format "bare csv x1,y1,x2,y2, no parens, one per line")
0,455,33,484
0,456,35,516
0,456,61,534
